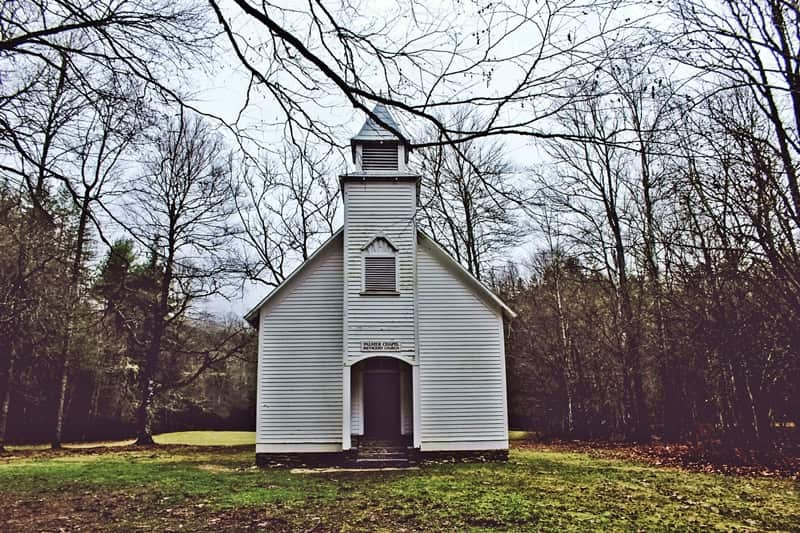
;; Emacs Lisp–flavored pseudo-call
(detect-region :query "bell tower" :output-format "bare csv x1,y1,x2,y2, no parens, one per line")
350,104,411,174
340,104,420,449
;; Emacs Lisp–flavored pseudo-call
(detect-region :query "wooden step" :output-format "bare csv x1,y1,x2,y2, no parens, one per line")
357,446,407,453
357,452,407,460
353,440,413,468
354,457,410,468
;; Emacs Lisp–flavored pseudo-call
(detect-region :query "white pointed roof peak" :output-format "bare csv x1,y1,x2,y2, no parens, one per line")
351,103,408,144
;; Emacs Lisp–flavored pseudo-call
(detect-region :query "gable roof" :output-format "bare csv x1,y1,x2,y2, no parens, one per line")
243,229,343,327
243,227,517,327
351,103,408,143
417,230,517,319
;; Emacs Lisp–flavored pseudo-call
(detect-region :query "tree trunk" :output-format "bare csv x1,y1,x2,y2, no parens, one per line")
553,268,575,435
610,211,648,442
639,155,676,441
135,262,171,446
134,341,160,446
134,382,156,445
52,356,70,449
52,193,91,449
88,375,102,430
0,354,14,453
619,280,648,442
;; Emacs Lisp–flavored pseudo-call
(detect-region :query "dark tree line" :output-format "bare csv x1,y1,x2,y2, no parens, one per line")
494,1,800,447
0,112,256,449
1,0,798,450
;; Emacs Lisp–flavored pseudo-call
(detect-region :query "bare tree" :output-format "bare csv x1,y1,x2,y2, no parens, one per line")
667,0,800,310
600,46,682,440
537,88,651,440
654,0,800,442
50,77,148,448
0,189,72,451
124,112,238,445
234,137,340,289
530,209,581,435
207,0,659,149
0,0,212,106
660,85,799,444
415,108,526,280
0,53,86,213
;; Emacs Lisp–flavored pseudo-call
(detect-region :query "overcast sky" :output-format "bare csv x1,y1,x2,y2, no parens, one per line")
181,0,665,320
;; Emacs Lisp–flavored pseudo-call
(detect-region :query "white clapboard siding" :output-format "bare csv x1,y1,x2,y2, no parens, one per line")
350,369,364,435
257,234,344,451
344,180,417,360
417,238,509,451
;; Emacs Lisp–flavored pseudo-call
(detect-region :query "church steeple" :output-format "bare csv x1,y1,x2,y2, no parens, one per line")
350,104,411,174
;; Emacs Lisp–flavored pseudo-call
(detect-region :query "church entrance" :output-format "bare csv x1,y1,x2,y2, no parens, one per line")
352,357,411,445
363,371,401,440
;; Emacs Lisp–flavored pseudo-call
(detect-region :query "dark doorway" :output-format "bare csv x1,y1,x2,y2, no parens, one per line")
363,371,401,440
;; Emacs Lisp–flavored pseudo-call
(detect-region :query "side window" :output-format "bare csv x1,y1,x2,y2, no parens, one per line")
362,236,398,294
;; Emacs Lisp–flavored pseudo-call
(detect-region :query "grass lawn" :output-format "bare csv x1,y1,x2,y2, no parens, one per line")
0,435,797,531
5,430,257,451
8,429,532,452
151,431,256,446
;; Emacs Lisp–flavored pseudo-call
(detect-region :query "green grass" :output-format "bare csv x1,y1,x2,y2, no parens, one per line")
509,430,535,440
1,438,797,531
9,430,526,450
6,430,256,451
152,430,256,446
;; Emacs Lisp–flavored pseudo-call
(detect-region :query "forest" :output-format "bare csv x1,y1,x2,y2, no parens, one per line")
0,0,798,452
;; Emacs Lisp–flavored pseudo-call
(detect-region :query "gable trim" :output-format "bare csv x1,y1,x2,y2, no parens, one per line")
244,227,516,326
243,228,343,327
360,233,399,252
417,230,517,319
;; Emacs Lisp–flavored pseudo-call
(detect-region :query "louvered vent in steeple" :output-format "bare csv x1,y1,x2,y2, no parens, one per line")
351,103,410,174
362,143,399,171
364,256,397,291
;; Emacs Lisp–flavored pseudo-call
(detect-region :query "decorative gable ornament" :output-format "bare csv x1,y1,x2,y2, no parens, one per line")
361,234,399,253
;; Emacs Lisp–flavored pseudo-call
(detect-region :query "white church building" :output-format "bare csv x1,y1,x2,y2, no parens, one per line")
245,105,516,466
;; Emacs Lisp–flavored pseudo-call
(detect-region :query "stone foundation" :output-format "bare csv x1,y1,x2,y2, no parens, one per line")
255,450,355,468
415,449,508,464
256,447,508,468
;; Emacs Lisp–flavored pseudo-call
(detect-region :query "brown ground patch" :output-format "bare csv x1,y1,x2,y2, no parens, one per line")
0,444,251,463
0,490,301,532
515,438,800,479
0,490,419,533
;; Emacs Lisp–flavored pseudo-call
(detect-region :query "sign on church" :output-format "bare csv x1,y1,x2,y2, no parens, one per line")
361,340,400,352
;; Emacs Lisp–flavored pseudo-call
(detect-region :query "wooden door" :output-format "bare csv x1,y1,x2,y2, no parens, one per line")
363,371,401,440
